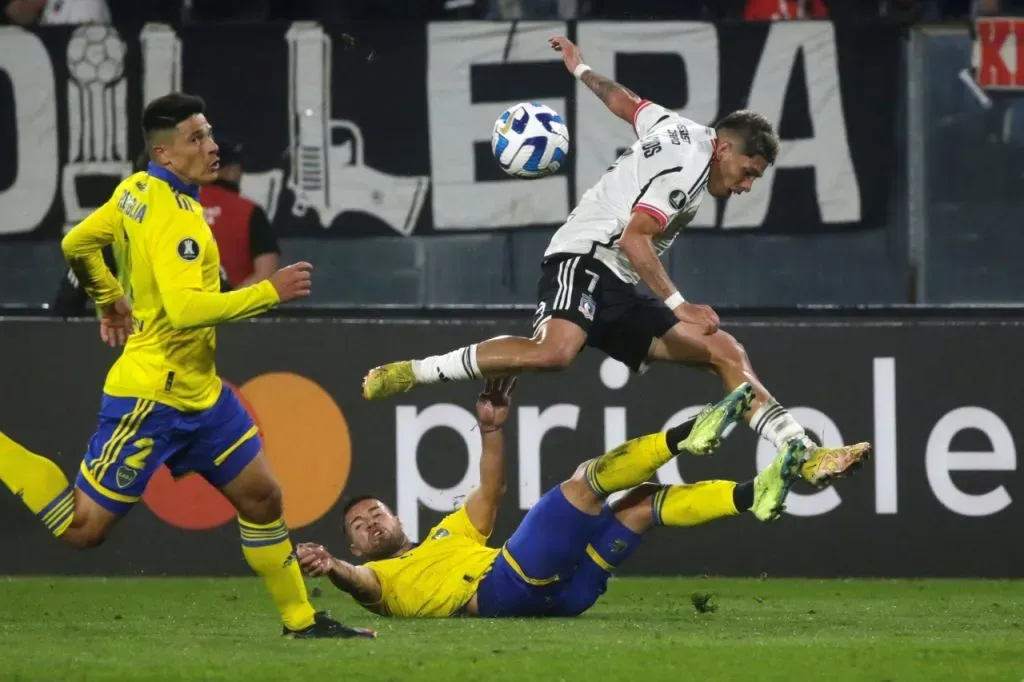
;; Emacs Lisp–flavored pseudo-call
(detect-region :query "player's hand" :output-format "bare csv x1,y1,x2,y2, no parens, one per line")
674,303,719,335
476,376,517,433
268,262,313,303
99,297,133,348
296,542,334,577
549,35,583,74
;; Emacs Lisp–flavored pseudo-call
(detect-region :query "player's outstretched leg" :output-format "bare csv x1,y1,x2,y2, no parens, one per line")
219,453,376,639
551,452,802,616
0,430,118,548
363,319,587,400
650,325,871,489
581,383,755,499
0,430,76,537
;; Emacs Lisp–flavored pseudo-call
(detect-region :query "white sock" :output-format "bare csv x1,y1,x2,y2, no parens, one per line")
412,345,481,385
749,400,815,452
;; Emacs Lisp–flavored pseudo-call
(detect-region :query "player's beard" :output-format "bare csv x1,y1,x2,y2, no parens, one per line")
366,527,405,560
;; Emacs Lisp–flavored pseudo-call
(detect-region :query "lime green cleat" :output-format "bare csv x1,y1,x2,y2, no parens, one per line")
800,442,872,488
751,439,805,522
362,361,417,400
677,383,756,456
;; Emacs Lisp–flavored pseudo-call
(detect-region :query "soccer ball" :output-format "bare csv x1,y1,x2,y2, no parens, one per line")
491,102,570,179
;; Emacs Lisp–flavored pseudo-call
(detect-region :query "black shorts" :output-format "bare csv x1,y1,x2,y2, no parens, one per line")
533,254,678,372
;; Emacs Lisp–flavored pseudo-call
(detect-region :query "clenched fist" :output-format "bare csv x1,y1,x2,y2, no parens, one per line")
268,262,313,303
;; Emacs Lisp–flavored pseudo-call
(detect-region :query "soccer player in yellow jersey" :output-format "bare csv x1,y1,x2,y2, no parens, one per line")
0,93,373,640
296,379,860,618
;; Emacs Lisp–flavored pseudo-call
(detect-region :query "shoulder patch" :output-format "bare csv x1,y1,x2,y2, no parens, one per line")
177,237,200,262
431,528,451,540
669,190,687,210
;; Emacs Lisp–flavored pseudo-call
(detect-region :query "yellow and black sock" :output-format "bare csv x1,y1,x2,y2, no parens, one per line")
239,517,316,631
0,431,75,536
583,418,696,498
651,480,744,527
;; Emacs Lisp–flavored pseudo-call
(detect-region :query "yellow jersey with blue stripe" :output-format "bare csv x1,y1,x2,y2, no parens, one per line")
362,506,499,618
60,165,280,412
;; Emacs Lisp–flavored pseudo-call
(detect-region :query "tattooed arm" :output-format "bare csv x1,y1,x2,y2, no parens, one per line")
549,35,643,126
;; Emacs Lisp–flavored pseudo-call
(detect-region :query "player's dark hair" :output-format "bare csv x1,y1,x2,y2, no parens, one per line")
714,110,779,165
340,495,383,520
142,92,206,140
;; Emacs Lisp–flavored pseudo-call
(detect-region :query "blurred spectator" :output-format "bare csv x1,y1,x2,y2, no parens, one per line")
974,0,1024,14
199,140,280,290
744,0,828,19
4,0,110,25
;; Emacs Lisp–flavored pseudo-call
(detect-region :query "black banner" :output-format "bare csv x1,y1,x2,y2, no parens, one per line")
0,20,900,241
0,316,1020,578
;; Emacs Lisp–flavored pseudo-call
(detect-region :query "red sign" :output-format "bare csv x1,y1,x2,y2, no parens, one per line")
975,17,1024,90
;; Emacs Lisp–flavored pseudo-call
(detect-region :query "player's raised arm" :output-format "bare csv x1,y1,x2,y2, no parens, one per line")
463,377,517,538
60,197,125,311
619,211,719,335
153,217,312,330
296,543,383,608
550,35,642,127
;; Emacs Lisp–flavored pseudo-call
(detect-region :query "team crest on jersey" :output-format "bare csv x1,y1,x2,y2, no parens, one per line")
115,465,137,489
578,293,596,322
432,528,451,540
669,190,687,210
177,237,200,261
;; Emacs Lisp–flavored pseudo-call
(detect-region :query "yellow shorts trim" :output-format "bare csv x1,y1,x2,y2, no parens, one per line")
213,425,259,466
585,544,614,573
78,461,141,505
500,546,560,586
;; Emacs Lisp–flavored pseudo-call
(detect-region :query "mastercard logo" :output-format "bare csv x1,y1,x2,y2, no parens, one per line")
140,372,351,531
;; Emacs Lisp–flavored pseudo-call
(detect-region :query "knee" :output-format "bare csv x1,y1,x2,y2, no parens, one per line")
62,518,108,551
528,338,579,371
709,331,748,370
239,479,284,524
561,461,602,510
610,483,659,533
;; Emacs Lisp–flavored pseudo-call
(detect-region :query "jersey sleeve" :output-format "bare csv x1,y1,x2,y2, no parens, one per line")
631,147,711,230
427,505,489,545
60,194,124,308
633,100,681,139
151,212,280,330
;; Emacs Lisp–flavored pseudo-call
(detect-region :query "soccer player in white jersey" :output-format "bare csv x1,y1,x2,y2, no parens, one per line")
364,35,870,490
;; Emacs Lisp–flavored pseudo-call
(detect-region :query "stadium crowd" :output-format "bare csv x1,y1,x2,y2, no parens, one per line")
3,0,1022,25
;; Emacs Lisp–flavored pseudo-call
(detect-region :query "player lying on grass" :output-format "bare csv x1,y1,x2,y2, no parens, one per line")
298,379,862,618
362,35,871,490
0,93,372,639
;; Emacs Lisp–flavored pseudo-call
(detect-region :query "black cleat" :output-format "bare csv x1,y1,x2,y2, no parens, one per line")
283,611,377,639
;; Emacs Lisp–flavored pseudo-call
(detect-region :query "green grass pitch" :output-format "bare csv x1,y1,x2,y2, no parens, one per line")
0,577,1021,681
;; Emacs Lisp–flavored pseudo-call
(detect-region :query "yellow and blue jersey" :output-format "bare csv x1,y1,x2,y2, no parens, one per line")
63,164,274,514
362,506,500,618
60,164,279,413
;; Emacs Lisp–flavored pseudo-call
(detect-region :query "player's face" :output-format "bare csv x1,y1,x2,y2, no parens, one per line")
707,140,768,198
159,114,220,186
344,499,406,560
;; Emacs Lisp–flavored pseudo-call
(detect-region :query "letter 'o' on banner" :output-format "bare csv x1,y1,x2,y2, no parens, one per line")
141,374,352,531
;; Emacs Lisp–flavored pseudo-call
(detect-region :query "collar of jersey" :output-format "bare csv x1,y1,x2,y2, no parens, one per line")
147,162,200,200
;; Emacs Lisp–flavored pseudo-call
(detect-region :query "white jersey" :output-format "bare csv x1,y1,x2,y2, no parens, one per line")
544,100,717,284
39,0,110,25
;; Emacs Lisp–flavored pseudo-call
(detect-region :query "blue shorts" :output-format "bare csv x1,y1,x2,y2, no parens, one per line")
476,487,643,618
76,383,261,515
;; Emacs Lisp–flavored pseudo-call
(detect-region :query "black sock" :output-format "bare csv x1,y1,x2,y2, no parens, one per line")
665,417,698,456
733,480,754,512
